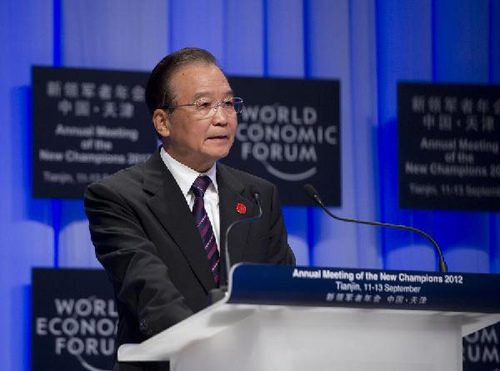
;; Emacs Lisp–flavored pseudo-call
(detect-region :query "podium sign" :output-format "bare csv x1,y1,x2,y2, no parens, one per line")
228,264,500,313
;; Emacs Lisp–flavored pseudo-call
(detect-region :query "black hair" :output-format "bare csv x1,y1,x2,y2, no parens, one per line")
145,47,220,115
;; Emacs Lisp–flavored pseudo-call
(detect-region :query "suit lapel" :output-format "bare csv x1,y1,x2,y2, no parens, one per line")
142,150,215,292
217,164,255,284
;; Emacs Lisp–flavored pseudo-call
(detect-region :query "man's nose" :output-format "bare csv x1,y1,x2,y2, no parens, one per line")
211,103,228,124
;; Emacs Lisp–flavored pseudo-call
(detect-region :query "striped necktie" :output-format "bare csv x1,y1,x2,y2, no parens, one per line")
191,176,220,285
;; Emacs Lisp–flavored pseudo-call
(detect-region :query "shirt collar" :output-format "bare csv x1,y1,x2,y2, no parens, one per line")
160,147,218,197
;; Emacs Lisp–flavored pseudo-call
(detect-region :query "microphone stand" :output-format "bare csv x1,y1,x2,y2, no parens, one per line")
208,192,263,304
303,184,448,273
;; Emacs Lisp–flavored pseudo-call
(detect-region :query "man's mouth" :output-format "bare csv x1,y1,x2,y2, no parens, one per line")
207,135,229,140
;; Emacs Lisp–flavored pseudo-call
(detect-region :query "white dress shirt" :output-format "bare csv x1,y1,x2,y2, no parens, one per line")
160,147,220,250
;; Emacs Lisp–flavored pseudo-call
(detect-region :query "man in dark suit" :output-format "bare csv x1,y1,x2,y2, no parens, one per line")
84,47,295,371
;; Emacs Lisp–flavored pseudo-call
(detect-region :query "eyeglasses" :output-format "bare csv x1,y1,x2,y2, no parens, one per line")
161,97,244,118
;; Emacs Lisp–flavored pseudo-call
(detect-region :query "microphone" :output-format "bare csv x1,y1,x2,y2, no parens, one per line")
303,184,448,273
224,191,263,272
208,190,263,304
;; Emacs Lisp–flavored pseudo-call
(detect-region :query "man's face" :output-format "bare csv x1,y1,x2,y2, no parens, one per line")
158,63,237,172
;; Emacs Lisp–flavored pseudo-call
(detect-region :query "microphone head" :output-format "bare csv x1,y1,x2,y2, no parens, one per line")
249,186,260,202
249,187,263,218
303,184,320,201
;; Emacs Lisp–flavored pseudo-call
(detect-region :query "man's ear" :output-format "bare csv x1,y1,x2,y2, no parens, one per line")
152,109,170,138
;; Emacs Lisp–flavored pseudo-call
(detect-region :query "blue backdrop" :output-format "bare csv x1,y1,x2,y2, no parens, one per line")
0,0,499,369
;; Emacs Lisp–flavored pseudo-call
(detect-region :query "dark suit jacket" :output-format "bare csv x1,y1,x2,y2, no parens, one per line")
84,148,295,370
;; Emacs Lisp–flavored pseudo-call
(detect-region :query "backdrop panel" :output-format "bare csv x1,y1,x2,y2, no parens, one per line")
0,1,499,370
376,0,438,271
0,2,55,370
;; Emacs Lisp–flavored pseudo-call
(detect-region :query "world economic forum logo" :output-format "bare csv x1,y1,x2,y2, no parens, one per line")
235,103,338,181
35,296,118,371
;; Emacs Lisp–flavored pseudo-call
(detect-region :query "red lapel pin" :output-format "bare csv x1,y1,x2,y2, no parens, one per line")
236,202,247,214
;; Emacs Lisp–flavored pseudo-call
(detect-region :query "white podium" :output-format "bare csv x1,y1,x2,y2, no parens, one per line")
118,265,500,371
